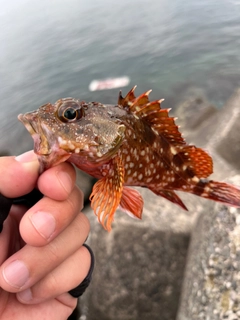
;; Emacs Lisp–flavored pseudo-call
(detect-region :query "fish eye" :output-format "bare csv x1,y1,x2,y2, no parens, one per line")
57,100,84,123
63,107,77,120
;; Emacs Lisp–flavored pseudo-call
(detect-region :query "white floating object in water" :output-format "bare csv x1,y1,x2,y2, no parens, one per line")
89,76,130,91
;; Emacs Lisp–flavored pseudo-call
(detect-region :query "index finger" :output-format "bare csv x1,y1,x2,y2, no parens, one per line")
0,151,39,198
37,162,76,201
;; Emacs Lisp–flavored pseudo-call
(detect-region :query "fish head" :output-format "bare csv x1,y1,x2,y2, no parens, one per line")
18,98,126,172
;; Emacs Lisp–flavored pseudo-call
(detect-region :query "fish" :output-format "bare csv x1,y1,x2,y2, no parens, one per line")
18,86,240,231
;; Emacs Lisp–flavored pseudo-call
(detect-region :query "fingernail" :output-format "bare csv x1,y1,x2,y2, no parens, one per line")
17,288,32,302
3,260,30,288
56,171,72,194
15,151,37,163
30,211,56,240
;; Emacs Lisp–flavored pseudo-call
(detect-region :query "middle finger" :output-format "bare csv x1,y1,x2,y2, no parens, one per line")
19,186,83,247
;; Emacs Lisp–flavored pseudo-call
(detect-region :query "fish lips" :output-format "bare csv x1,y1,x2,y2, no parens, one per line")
18,112,39,137
18,112,50,156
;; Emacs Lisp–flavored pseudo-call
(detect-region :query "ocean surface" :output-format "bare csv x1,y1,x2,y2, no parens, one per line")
1,0,240,155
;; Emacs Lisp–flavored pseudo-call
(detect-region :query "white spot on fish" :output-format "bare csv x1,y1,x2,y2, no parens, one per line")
138,173,143,180
127,169,132,175
192,176,200,183
58,137,67,145
146,169,151,176
204,186,210,193
83,145,89,151
170,147,177,155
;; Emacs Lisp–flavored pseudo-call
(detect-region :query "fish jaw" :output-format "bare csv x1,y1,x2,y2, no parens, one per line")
18,112,71,172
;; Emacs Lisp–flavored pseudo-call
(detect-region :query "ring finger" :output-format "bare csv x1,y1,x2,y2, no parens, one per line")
19,185,83,247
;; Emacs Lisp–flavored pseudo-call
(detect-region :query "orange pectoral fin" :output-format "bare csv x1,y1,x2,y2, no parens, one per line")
89,156,124,231
119,187,144,220
90,178,122,231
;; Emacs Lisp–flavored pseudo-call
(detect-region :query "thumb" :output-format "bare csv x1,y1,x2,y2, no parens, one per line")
0,151,39,198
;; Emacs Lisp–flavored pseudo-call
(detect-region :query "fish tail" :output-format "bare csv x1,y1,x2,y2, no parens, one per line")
191,179,240,207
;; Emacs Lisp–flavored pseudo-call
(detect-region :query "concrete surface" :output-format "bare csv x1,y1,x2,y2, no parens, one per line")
79,88,240,320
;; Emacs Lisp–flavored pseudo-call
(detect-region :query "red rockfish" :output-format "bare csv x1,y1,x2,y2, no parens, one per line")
18,87,240,231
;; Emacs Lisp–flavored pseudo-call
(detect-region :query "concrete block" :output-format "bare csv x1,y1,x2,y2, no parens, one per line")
177,176,240,320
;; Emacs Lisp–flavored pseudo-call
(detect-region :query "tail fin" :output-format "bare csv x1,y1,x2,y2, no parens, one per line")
191,180,240,207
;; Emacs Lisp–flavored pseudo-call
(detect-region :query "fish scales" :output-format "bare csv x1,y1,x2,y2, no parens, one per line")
18,87,240,231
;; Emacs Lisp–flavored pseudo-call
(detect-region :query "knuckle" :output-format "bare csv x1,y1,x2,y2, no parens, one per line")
67,186,84,212
46,242,61,264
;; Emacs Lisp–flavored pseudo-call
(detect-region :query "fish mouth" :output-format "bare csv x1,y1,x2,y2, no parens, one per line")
18,113,38,136
18,112,71,172
18,112,51,156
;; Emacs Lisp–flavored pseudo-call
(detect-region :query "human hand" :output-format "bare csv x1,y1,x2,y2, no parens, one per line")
0,151,91,320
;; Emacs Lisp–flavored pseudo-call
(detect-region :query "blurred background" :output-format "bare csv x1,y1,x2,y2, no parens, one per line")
1,2,240,319
1,0,240,155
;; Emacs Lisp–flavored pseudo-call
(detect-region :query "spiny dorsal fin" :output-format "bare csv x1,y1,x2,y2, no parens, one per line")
130,90,152,109
118,86,137,108
118,87,185,145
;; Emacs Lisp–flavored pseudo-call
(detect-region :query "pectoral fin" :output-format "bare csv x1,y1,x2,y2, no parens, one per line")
89,156,124,231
